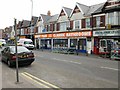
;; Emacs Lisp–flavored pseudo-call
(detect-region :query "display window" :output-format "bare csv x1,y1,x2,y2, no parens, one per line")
70,39,77,48
53,39,68,48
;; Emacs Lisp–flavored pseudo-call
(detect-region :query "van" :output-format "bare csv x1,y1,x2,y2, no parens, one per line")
0,39,6,46
18,38,34,50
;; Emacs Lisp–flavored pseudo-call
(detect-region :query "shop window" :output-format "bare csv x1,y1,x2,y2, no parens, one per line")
70,39,77,48
53,39,68,48
100,40,106,47
78,39,86,50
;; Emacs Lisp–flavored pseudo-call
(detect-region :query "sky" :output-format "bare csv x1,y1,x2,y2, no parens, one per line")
0,0,107,29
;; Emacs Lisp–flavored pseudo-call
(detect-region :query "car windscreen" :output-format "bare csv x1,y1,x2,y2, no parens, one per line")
24,41,33,44
10,46,30,53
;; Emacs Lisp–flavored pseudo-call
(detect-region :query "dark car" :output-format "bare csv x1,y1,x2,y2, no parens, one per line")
1,46,35,67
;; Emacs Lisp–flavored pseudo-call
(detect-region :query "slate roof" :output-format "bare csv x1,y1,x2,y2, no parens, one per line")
63,7,73,17
21,20,31,28
86,2,106,16
73,2,106,17
17,21,22,29
47,14,59,23
31,16,38,26
76,2,89,15
40,14,51,24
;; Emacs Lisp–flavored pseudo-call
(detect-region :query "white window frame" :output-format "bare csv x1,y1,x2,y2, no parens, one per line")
96,16,100,27
74,20,80,29
86,18,90,28
60,22,66,31
108,12,114,25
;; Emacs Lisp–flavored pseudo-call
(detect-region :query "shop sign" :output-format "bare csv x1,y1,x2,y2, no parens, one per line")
53,33,66,38
93,30,120,36
34,31,92,38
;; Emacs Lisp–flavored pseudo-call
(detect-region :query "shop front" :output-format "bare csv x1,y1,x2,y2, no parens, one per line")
34,30,92,53
93,29,120,55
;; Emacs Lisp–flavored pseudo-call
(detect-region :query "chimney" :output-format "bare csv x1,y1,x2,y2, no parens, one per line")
47,10,51,16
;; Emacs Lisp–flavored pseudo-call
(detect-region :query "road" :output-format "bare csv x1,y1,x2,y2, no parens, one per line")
0,48,119,88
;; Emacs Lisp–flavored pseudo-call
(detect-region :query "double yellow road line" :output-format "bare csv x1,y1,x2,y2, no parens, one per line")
21,72,62,90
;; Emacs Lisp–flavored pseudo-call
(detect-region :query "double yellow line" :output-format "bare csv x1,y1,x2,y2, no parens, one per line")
21,72,62,89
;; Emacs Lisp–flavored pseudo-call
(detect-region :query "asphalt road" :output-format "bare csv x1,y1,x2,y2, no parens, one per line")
0,48,119,88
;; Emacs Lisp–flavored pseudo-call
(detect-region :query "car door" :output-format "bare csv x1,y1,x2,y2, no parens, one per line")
2,47,10,62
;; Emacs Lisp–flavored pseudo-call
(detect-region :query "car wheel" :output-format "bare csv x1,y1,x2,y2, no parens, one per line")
7,60,12,67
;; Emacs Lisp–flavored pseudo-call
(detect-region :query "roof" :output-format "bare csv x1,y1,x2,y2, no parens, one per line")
63,7,73,17
70,2,106,17
40,14,51,24
17,21,22,29
76,2,89,15
31,16,38,26
86,2,106,16
47,14,59,23
21,20,31,28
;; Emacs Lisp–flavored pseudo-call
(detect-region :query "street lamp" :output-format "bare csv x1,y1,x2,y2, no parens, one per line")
30,0,33,39
30,0,33,18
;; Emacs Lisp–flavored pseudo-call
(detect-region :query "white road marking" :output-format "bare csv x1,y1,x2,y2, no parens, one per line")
101,66,118,71
53,58,81,65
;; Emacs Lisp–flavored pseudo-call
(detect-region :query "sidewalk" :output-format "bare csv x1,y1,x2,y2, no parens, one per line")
36,49,101,58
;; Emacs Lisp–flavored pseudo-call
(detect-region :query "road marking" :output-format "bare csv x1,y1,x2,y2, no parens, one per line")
101,66,118,71
21,73,50,88
53,58,81,65
21,72,61,89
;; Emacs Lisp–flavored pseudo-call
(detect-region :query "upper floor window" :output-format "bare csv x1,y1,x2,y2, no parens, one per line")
74,20,80,29
108,13,114,25
21,29,24,35
86,18,90,28
96,16,100,27
60,22,66,31
118,12,120,25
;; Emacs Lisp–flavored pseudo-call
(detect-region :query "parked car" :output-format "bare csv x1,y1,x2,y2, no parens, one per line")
0,39,6,46
1,46,35,67
17,38,34,50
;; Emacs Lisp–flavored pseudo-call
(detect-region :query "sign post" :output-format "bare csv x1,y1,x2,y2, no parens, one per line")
14,18,19,83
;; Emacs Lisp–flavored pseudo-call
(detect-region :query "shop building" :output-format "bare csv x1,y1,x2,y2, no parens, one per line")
34,3,103,54
92,0,120,55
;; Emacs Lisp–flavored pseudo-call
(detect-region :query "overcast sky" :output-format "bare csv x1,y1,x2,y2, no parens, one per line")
0,0,107,29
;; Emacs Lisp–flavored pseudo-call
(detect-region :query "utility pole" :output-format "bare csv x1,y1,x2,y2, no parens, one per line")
14,18,19,83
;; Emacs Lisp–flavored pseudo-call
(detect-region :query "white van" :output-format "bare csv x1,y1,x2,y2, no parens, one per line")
0,39,6,46
18,38,34,50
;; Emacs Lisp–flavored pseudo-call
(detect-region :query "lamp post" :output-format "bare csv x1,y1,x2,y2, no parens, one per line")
30,0,33,39
14,18,19,83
